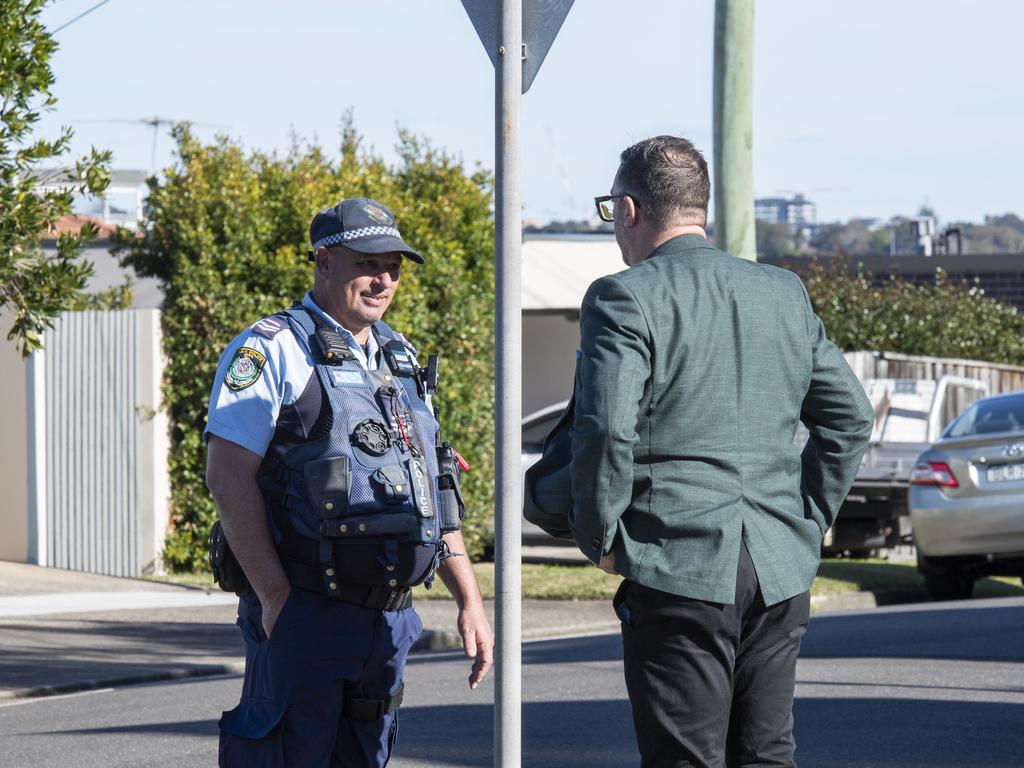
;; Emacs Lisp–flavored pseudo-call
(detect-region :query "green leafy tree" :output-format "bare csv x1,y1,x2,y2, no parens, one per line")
984,213,1024,234
755,220,797,259
955,215,1024,254
0,0,114,355
803,259,1024,364
114,124,495,570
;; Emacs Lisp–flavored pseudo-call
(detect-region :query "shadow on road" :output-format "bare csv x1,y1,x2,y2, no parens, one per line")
803,601,1024,663
522,633,623,665
794,696,1024,767
27,719,219,738
0,619,242,693
412,633,624,670
398,699,635,768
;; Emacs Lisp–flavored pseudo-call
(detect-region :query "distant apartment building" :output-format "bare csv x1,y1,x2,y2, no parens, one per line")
754,194,817,230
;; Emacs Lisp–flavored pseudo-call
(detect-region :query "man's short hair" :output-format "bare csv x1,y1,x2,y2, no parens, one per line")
617,136,710,227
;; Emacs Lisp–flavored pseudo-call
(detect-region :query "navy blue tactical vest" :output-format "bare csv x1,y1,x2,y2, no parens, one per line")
256,306,465,595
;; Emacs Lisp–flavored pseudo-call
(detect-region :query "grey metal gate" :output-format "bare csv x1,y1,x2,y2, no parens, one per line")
28,309,168,577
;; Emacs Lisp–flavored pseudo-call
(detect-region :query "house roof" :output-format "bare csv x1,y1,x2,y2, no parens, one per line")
44,214,120,240
522,234,624,311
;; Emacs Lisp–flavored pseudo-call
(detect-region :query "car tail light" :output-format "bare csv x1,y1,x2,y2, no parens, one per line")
910,461,958,488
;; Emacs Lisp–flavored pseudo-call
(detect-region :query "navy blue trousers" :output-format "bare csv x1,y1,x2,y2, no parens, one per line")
615,543,811,768
219,587,421,768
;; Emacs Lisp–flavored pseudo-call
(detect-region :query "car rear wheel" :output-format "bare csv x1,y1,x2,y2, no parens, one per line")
924,570,975,601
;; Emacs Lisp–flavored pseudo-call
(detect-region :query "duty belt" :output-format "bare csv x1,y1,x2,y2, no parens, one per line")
281,558,413,611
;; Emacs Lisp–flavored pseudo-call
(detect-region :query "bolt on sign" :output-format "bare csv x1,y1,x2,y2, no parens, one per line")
461,0,575,93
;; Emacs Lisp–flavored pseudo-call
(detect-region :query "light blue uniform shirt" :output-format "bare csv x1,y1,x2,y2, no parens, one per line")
205,293,383,457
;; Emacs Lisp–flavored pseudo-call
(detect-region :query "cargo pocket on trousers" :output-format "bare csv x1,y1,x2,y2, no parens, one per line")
219,697,287,768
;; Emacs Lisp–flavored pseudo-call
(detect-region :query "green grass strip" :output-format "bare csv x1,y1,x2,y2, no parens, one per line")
155,559,1024,602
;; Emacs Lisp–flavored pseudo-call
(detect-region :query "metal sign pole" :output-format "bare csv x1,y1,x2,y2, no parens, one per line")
494,0,523,765
460,3,572,764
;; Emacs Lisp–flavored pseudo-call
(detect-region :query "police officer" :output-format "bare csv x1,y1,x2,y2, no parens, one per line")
205,197,493,767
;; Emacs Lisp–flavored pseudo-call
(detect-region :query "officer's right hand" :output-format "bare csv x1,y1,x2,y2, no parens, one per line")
458,603,494,689
260,587,292,639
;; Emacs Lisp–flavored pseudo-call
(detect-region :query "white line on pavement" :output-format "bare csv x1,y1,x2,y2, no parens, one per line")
0,688,114,707
0,591,239,618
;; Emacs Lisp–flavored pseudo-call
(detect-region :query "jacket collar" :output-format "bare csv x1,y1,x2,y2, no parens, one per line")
645,233,714,260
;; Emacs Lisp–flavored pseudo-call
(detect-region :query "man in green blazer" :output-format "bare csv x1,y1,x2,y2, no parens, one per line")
572,136,873,767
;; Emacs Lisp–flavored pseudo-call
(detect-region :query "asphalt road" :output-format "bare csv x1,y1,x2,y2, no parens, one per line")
2,598,1022,767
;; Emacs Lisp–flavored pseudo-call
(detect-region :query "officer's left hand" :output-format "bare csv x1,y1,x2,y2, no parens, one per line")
458,603,494,690
597,553,618,575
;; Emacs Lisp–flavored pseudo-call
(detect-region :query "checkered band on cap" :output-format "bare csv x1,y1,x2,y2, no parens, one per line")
312,225,402,251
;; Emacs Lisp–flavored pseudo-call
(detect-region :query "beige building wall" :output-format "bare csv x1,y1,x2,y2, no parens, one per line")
0,310,29,563
137,309,170,575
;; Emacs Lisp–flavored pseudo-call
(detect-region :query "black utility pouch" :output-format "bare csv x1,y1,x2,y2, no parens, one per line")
209,520,251,596
437,442,468,532
371,465,411,505
303,456,351,519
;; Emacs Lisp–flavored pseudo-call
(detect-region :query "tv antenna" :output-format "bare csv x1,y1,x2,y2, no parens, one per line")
72,116,227,172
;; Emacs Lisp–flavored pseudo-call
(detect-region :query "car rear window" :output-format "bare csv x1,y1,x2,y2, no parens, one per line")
944,393,1024,438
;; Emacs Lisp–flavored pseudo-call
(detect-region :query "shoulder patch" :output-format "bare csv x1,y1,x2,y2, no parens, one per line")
225,347,267,391
251,314,289,340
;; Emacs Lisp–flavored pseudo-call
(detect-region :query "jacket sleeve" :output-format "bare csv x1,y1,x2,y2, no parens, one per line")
570,275,650,563
798,284,875,535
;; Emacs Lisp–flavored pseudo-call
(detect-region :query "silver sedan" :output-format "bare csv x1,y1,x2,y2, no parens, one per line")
910,389,1024,600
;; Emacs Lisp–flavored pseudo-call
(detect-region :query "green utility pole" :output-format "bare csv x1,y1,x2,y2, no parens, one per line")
713,0,756,261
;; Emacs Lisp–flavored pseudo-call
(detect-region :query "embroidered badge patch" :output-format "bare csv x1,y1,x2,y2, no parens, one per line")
225,347,267,391
363,204,392,226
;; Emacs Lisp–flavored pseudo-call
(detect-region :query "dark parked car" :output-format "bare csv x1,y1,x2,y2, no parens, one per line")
521,400,584,561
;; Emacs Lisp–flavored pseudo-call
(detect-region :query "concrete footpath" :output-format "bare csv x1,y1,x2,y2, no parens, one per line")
0,561,624,700
0,561,923,701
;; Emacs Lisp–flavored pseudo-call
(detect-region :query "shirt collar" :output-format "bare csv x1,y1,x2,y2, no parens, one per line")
301,292,381,371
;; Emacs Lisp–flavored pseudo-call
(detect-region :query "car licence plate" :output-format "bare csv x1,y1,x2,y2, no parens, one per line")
987,463,1024,483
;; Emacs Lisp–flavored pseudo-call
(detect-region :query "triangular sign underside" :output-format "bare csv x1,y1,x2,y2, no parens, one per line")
461,0,575,93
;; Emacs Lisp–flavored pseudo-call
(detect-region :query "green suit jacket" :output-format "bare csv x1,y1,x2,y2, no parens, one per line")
569,235,874,606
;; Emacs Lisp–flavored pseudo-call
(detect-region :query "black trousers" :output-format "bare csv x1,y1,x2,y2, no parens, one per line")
614,543,810,768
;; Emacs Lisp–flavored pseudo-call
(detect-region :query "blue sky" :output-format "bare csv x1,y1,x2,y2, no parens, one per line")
38,0,1023,225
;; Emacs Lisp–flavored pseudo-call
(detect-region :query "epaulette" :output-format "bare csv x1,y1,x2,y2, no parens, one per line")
250,312,290,341
392,330,418,358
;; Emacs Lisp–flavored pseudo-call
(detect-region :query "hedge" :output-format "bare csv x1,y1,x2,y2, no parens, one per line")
802,259,1024,365
115,124,495,571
